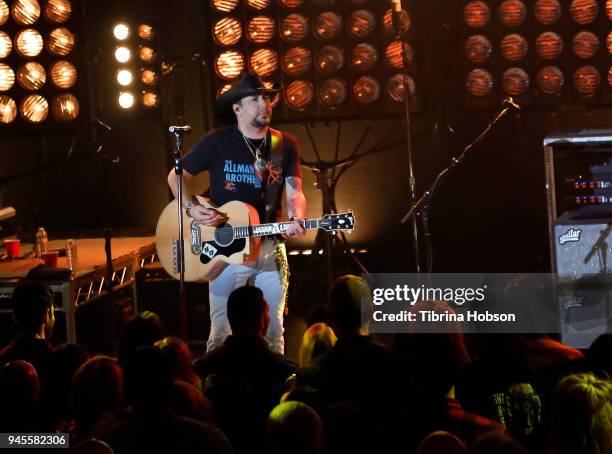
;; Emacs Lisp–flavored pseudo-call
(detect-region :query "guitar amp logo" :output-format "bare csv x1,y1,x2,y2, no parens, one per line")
559,228,582,245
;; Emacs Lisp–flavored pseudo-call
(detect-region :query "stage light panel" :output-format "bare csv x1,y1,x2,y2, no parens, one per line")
280,13,309,42
51,93,78,121
465,35,492,63
16,61,46,90
284,79,314,110
50,60,77,88
351,43,378,71
44,0,71,24
113,23,129,40
118,91,134,109
20,94,48,122
214,17,242,46
318,78,347,109
0,95,16,123
16,28,43,57
48,27,75,56
282,46,312,76
11,0,40,26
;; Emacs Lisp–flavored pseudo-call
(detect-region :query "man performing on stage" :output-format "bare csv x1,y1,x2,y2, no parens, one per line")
167,73,307,354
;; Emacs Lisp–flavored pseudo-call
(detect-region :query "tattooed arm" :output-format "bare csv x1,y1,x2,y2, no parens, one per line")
285,176,307,237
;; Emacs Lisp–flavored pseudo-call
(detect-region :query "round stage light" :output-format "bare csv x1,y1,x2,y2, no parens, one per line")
353,76,380,104
348,9,376,39
142,91,159,108
118,92,135,109
351,43,378,71
314,11,343,40
250,48,279,77
114,46,131,63
0,96,17,124
535,0,561,24
608,67,612,88
570,0,598,24
572,31,599,59
501,34,528,62
141,69,157,85
383,8,411,34
280,0,303,7
316,45,345,74
608,0,612,20
0,1,8,26
466,68,493,96
16,29,43,57
284,79,314,111
503,67,530,96
51,93,78,121
17,61,46,90
247,16,275,44
0,63,15,91
464,1,490,29
465,35,492,63
215,50,245,79
48,27,75,56
386,41,412,69
608,32,612,54
50,60,77,88
20,94,48,123
573,65,600,95
283,46,312,76
319,78,347,109
499,0,526,27
0,31,12,59
138,24,154,40
537,66,564,94
211,0,239,13
139,46,155,62
113,24,129,41
12,0,41,26
388,74,416,102
280,14,309,42
214,17,243,46
536,32,563,60
116,69,132,86
245,0,270,10
44,0,71,24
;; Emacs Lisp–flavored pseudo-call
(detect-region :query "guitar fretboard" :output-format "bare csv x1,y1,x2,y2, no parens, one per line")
233,219,320,239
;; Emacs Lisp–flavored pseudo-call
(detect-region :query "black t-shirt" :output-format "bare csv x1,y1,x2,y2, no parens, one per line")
183,124,301,222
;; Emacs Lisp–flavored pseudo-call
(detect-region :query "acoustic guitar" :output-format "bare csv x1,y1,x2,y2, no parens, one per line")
155,196,355,282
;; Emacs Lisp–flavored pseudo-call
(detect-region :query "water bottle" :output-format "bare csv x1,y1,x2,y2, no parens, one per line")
35,227,48,258
65,239,78,271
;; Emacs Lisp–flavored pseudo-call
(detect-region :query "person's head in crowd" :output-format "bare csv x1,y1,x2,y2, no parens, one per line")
11,282,55,339
117,311,164,368
227,285,269,337
72,356,123,433
587,334,612,378
298,322,337,367
471,431,528,454
416,431,467,454
155,336,200,387
171,380,212,423
327,275,371,337
124,346,173,414
41,343,88,421
551,373,612,454
0,360,40,426
266,401,324,454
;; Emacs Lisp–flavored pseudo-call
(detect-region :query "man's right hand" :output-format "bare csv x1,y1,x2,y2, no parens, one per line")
189,205,228,227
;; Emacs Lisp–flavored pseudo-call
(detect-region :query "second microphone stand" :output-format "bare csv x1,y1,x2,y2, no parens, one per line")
401,98,520,273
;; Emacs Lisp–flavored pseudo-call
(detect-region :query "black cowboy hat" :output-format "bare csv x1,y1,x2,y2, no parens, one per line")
214,72,281,124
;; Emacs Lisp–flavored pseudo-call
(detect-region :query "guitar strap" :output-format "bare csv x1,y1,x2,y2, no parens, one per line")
263,127,284,224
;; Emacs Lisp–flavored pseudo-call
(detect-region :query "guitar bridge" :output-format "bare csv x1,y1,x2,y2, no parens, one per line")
191,220,202,255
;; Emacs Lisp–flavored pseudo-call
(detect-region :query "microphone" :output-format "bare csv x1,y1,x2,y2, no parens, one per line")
169,125,192,134
91,118,112,132
502,96,521,111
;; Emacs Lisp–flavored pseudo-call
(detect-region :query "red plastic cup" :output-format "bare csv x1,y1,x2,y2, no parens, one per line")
42,251,59,267
4,239,20,257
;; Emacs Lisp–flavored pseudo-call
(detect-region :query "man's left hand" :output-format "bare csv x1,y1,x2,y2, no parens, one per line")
284,218,306,238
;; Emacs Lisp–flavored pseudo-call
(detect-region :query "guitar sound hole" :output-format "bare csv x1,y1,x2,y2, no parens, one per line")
214,224,235,247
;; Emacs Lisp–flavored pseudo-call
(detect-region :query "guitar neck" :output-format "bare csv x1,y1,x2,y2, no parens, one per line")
233,219,320,239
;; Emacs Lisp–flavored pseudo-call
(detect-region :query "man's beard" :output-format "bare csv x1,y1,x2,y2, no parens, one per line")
251,112,271,128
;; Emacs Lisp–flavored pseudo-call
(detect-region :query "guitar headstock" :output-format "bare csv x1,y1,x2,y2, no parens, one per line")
319,211,355,232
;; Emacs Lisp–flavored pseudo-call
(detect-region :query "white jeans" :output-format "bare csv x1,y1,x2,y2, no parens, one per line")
207,239,289,354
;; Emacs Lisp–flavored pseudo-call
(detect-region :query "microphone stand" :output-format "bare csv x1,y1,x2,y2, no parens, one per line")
393,4,420,272
170,126,191,339
401,98,520,272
